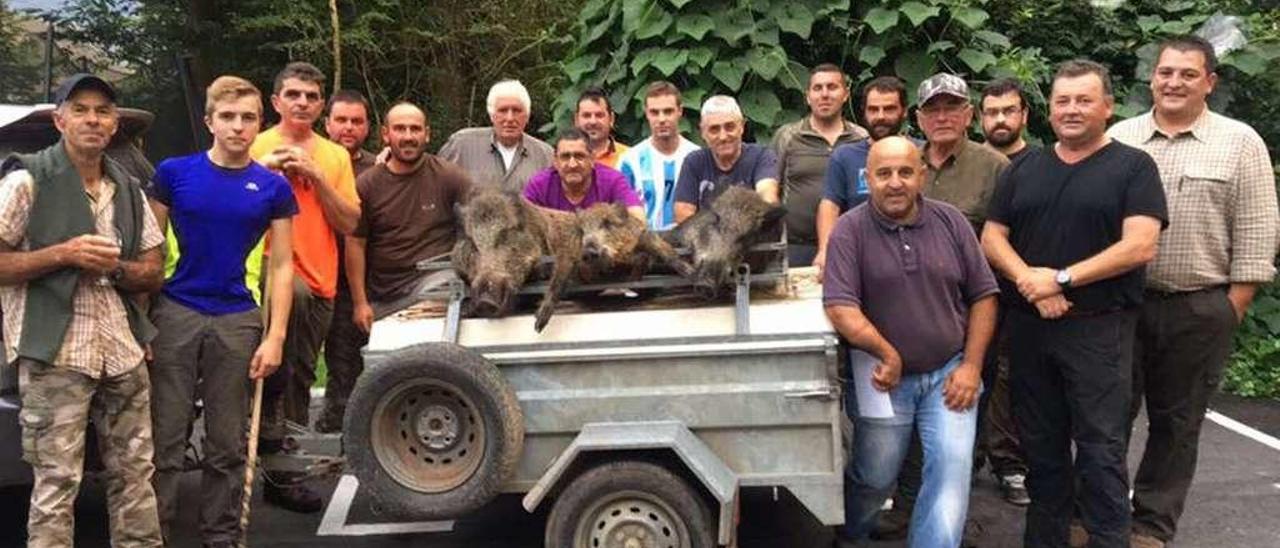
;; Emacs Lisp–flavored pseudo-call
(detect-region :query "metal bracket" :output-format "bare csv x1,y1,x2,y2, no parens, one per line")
443,277,465,343
734,263,751,335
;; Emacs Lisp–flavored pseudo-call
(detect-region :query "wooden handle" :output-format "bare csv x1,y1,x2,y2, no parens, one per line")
238,377,265,548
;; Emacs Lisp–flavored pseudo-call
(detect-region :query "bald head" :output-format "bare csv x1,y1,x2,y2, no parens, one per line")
382,101,430,170
866,136,924,222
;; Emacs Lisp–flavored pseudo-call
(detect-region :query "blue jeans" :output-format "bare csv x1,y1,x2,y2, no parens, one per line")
841,353,979,547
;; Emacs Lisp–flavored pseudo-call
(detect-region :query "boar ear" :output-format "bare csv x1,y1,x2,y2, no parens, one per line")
612,202,629,219
762,205,787,228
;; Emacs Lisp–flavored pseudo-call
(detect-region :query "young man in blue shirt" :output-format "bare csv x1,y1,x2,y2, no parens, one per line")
147,75,297,547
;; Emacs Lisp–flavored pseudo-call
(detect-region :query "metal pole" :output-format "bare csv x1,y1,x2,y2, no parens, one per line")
43,17,54,102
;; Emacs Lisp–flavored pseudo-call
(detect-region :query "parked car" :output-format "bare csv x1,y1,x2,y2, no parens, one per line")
0,103,155,488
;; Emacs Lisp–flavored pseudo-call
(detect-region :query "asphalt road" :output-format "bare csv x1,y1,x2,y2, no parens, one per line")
2,393,1278,548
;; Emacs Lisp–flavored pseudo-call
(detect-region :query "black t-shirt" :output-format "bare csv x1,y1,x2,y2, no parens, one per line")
1006,144,1039,163
987,141,1168,313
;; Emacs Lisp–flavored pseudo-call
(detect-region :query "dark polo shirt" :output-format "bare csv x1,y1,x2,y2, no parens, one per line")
823,198,999,374
923,139,1009,233
773,117,868,244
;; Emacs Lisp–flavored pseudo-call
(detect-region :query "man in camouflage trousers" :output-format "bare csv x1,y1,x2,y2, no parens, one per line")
0,74,165,547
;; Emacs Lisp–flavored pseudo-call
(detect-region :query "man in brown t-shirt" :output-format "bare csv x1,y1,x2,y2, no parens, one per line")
348,101,472,328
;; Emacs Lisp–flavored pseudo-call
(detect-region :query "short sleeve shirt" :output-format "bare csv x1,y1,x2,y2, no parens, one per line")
617,136,701,230
249,127,360,299
923,139,1009,233
773,118,868,244
674,144,778,211
824,137,923,212
523,164,642,212
987,142,1169,313
153,152,297,316
823,199,999,374
354,155,472,301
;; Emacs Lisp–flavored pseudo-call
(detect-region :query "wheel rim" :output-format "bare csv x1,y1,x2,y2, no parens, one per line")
574,490,691,548
369,377,486,493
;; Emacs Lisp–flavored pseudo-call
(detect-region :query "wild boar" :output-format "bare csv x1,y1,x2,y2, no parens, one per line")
668,186,786,297
576,203,693,283
451,189,582,332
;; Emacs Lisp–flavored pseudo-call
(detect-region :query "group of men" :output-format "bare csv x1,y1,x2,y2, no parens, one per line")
0,33,1274,548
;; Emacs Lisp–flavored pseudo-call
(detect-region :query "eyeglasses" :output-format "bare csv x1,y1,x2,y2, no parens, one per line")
919,102,968,117
556,152,591,163
281,89,322,102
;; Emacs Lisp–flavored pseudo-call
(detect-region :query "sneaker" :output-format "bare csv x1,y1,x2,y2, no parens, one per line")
997,472,1031,506
1130,532,1165,548
868,504,910,541
263,477,324,514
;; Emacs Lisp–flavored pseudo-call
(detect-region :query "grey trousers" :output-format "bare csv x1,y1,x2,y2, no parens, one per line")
148,295,261,545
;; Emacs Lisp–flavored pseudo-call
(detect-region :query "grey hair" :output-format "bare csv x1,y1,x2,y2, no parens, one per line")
486,79,532,117
700,95,743,119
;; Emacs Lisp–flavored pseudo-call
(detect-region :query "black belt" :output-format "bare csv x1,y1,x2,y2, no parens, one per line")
1143,285,1227,300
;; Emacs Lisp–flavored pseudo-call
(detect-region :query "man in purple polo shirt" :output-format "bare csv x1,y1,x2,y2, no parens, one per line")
523,128,644,219
825,136,998,548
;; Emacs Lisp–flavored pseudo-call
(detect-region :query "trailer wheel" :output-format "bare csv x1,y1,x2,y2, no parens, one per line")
344,343,523,518
545,461,715,548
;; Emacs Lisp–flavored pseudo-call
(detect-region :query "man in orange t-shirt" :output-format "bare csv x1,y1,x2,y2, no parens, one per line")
249,61,360,513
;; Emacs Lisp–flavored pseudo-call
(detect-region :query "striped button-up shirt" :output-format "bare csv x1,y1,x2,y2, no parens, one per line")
1109,109,1279,292
0,170,164,378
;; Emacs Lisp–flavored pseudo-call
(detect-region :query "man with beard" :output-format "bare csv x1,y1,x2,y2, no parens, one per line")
523,128,644,217
974,77,1035,508
773,64,868,265
574,87,630,169
440,79,554,192
981,79,1036,162
673,95,779,222
250,61,360,513
316,88,377,432
347,102,473,337
815,76,913,278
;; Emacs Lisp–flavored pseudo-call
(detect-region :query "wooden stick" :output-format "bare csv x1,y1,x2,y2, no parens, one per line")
238,377,265,548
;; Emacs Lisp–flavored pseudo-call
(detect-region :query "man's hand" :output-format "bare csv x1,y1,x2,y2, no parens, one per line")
943,360,982,411
354,302,374,333
812,248,827,283
60,234,120,274
375,146,391,165
275,146,324,185
1017,267,1062,302
872,350,903,392
248,336,284,379
1034,294,1072,319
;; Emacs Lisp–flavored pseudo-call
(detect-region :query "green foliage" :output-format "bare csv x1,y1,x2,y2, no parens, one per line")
0,0,46,103
1226,277,1280,399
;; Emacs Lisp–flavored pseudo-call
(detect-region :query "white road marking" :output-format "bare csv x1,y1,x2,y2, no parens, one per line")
1205,409,1280,452
317,475,454,536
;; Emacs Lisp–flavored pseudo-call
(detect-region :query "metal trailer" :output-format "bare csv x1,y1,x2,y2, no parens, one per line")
339,252,846,547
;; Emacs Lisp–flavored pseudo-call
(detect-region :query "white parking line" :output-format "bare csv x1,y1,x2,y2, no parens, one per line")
317,475,455,536
1205,409,1280,452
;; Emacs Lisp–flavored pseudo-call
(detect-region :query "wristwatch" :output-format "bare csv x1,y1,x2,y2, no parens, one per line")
1055,268,1072,288
109,266,126,283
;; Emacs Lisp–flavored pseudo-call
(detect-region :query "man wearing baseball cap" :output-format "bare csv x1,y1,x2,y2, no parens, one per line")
0,73,165,547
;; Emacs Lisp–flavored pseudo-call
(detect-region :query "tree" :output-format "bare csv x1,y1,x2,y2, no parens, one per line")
0,0,44,103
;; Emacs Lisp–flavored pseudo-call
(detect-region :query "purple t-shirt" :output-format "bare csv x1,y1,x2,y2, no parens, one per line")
522,164,643,212
823,198,999,374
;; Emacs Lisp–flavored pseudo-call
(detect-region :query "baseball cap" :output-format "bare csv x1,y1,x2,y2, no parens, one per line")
53,73,117,106
917,73,969,105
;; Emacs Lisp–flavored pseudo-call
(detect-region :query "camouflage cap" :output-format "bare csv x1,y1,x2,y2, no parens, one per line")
917,73,969,106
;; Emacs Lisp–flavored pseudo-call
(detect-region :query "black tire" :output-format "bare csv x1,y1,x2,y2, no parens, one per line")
545,460,716,548
344,342,523,519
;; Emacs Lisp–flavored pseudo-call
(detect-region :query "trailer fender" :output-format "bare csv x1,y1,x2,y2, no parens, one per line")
522,420,738,545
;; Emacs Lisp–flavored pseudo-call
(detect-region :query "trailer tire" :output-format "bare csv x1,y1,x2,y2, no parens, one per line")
545,460,715,548
344,342,523,519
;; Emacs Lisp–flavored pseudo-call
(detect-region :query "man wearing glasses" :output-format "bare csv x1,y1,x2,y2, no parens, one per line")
249,61,361,513
916,73,1009,234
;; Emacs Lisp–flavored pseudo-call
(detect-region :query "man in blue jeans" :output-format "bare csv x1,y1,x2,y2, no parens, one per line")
824,136,998,547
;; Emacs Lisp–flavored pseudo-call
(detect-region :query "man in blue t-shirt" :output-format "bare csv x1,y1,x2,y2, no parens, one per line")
146,76,298,546
673,95,779,223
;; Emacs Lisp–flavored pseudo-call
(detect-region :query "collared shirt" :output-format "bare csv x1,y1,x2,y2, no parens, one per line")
823,197,998,374
773,117,869,244
922,139,1009,233
438,127,554,193
523,164,642,212
594,139,630,170
1109,109,1279,292
0,171,165,378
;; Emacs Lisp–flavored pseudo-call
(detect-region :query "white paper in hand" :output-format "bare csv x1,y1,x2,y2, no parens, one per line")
850,349,894,418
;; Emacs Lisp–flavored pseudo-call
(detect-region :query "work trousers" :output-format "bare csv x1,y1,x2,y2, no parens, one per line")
977,314,1026,476
149,295,261,544
19,359,163,548
262,276,334,441
1007,308,1138,548
1130,287,1237,542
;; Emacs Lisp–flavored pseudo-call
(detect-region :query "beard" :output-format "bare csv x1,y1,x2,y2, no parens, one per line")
868,120,904,140
985,126,1021,148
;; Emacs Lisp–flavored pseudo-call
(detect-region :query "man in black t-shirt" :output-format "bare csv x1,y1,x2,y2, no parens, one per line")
981,60,1168,548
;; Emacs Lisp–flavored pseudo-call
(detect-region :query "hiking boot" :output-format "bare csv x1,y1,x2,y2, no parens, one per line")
869,504,910,541
263,473,324,514
996,472,1031,506
1130,532,1165,548
314,404,345,434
